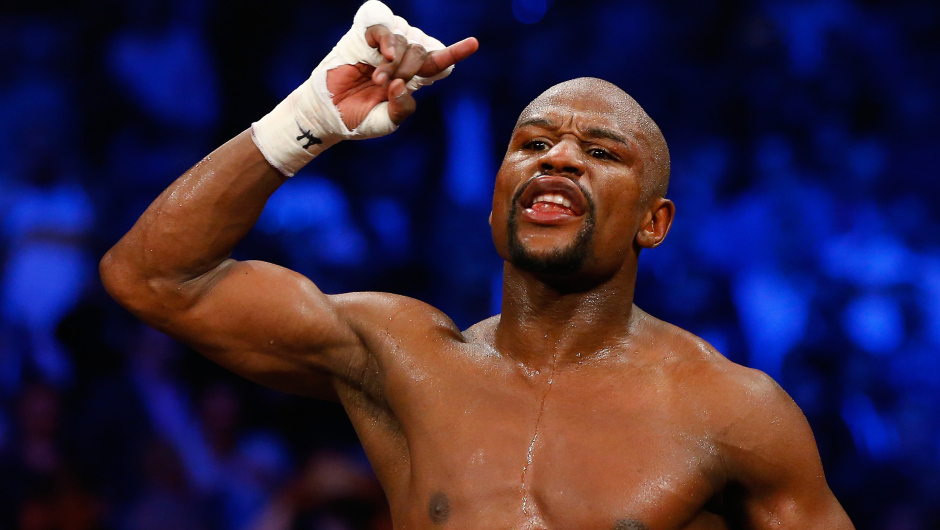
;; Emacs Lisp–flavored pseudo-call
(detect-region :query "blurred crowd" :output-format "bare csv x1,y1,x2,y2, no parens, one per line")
0,0,938,528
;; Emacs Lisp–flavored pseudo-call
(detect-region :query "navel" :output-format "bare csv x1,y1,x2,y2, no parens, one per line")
613,519,649,530
428,491,450,525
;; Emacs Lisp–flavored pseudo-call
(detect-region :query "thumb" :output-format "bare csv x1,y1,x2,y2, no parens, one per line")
386,79,416,125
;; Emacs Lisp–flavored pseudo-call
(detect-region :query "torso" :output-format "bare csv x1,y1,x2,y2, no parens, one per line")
336,306,744,530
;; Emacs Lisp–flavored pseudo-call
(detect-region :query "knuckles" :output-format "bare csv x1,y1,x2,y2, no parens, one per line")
379,30,427,59
408,43,428,59
366,25,431,80
389,33,408,49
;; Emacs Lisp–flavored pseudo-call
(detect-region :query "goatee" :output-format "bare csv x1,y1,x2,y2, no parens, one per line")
506,179,596,276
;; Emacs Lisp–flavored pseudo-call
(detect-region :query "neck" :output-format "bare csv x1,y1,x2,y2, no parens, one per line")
493,261,644,369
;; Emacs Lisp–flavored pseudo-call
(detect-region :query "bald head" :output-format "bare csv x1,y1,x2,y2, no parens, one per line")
515,78,671,200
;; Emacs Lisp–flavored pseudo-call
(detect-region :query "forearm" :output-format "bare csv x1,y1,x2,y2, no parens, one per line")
101,130,284,311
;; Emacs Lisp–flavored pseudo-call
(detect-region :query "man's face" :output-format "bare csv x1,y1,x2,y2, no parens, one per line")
491,90,651,280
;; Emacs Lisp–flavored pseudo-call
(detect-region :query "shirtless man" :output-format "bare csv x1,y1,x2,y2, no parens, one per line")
100,2,854,528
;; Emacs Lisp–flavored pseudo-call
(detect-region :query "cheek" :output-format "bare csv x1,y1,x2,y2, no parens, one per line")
593,184,644,245
490,167,514,257
492,154,527,212
491,170,511,217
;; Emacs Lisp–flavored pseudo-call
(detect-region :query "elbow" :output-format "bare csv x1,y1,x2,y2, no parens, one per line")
100,249,123,299
100,248,168,319
100,247,207,322
100,248,145,313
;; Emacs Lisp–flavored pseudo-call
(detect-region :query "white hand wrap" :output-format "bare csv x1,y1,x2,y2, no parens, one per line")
251,0,454,177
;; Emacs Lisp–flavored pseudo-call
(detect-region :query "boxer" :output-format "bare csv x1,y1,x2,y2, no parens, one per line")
101,2,853,528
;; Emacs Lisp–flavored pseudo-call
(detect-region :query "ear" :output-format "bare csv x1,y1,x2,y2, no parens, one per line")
635,198,675,249
488,211,493,226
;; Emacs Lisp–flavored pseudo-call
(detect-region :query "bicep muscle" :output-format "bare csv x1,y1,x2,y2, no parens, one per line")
162,259,365,398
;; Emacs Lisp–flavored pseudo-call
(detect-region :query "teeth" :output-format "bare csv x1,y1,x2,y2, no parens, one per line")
533,193,573,209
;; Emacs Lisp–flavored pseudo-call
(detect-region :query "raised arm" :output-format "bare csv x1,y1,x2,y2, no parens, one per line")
717,369,854,528
100,1,477,399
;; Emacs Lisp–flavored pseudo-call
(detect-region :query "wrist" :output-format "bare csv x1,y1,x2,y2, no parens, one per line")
250,76,347,178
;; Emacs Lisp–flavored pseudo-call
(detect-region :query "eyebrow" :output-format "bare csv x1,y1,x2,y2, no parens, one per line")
515,117,554,130
515,117,635,150
585,126,630,147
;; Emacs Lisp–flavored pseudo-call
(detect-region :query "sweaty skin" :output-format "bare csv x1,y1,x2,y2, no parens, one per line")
100,23,853,530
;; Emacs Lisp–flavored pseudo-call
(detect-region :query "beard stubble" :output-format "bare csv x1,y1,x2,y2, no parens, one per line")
506,180,597,276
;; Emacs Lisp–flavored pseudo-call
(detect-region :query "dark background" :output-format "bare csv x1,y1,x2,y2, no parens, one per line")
1,0,938,528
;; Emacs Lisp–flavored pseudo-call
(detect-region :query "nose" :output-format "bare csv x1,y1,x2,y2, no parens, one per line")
539,139,585,177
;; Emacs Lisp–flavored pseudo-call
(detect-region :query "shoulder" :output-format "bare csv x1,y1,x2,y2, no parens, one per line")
666,330,801,444
643,314,852,526
461,314,501,345
638,311,742,381
641,312,804,447
652,320,819,483
325,292,466,405
329,291,465,348
639,310,779,393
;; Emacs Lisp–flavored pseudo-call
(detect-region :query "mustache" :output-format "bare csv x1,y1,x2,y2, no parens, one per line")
510,175,595,211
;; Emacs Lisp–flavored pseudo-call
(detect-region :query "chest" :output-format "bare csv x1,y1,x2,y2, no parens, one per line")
382,356,724,528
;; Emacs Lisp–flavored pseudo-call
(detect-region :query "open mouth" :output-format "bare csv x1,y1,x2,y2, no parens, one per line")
517,175,589,221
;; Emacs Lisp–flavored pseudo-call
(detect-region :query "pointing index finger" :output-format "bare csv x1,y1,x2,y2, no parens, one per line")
418,37,479,78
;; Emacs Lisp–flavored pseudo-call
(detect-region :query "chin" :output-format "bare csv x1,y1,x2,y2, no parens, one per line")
508,233,594,276
506,203,596,277
510,251,587,276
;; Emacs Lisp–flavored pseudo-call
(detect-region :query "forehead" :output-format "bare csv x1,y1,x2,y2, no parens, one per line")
515,87,641,139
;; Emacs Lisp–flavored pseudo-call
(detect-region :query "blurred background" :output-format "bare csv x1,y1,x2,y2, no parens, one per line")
1,0,938,528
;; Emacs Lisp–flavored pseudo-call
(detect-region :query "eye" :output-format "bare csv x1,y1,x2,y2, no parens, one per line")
587,147,614,160
523,139,550,151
